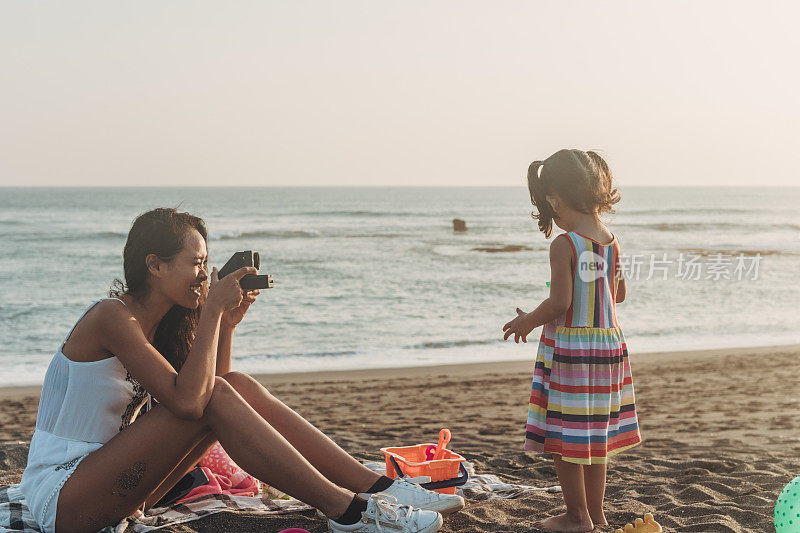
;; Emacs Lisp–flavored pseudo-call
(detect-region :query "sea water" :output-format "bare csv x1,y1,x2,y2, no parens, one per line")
0,186,798,386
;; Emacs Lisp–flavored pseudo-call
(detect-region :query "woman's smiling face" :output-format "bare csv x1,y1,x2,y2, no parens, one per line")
155,228,209,309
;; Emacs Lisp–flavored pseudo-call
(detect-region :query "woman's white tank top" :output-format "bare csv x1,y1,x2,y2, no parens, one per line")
25,297,151,461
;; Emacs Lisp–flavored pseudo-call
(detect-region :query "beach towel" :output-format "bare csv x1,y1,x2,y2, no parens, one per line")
175,442,261,504
0,461,559,532
0,483,312,533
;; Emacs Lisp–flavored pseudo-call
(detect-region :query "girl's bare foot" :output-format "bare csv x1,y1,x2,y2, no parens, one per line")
533,512,595,532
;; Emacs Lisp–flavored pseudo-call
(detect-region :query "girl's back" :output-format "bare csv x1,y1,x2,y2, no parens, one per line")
556,231,621,330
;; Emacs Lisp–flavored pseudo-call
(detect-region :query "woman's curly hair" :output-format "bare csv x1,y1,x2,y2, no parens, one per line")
527,149,620,238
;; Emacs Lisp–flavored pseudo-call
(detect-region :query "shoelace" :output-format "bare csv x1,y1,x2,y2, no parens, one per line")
368,493,419,532
396,477,441,500
400,475,432,485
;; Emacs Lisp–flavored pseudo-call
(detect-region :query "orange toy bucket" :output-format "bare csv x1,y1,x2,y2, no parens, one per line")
380,429,468,495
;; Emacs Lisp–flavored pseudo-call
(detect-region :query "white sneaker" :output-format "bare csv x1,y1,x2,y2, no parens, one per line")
328,493,443,533
359,477,465,516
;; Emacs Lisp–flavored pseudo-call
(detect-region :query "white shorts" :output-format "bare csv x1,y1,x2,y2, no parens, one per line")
20,430,101,533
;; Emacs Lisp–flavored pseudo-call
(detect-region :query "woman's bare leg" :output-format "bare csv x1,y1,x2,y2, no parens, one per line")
56,376,353,533
145,371,381,509
143,433,218,509
223,371,381,494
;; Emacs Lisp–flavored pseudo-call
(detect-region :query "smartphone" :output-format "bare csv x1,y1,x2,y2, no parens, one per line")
153,467,209,508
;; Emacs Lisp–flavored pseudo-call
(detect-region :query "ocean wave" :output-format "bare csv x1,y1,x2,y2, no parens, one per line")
677,248,796,257
343,233,408,239
426,241,544,257
8,228,326,242
406,339,497,350
209,229,321,241
96,231,128,239
0,308,35,321
295,210,416,218
618,222,800,232
250,349,358,360
248,340,500,361
623,207,756,216
22,230,128,241
472,244,535,253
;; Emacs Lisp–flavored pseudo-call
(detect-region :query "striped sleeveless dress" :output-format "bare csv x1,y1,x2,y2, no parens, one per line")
524,231,641,464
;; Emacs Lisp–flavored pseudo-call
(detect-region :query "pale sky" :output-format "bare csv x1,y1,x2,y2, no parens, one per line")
1,1,798,187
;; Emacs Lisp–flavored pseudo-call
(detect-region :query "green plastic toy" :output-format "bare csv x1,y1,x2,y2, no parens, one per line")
775,474,800,532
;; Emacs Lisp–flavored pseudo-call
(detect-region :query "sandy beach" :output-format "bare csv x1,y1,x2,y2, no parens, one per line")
1,344,798,532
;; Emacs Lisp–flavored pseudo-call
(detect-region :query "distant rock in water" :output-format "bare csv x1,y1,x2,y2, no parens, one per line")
453,219,467,232
472,245,534,253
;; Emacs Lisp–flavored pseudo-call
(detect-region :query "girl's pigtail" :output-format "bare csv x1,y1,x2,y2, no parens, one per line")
527,160,555,238
586,151,620,213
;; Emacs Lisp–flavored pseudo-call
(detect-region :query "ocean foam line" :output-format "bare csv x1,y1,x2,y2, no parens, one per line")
676,248,796,257
209,229,321,240
406,339,496,350
618,222,800,232
293,210,419,218
622,207,756,215
3,230,129,242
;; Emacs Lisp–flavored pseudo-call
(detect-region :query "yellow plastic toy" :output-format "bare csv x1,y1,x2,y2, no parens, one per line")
613,513,662,533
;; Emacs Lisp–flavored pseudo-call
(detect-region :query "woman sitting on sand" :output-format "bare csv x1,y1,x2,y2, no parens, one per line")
19,207,463,533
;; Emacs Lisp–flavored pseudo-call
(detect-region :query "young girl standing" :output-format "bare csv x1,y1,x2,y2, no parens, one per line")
503,149,641,532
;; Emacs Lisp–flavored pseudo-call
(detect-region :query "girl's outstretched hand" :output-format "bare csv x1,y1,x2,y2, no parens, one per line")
503,308,534,343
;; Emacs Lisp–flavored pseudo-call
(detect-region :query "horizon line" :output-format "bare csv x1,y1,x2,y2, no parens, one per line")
1,184,796,189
